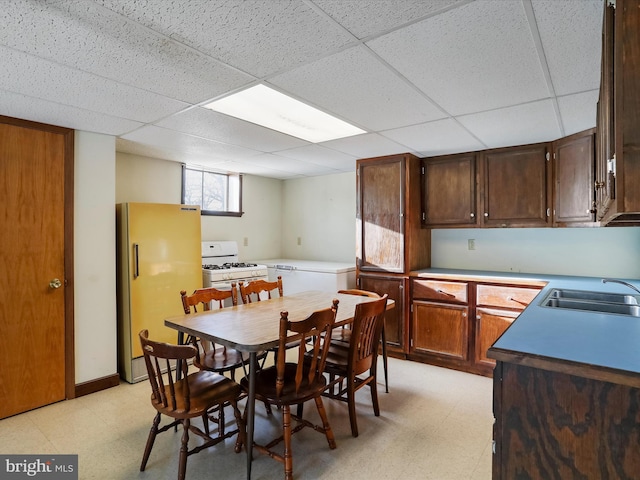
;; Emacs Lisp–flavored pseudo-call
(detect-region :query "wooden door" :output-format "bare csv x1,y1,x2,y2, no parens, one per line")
411,301,468,360
357,156,405,273
359,274,406,355
553,129,596,226
0,117,74,419
422,153,478,227
482,143,551,227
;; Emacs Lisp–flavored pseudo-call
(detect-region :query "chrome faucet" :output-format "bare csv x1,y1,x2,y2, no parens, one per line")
601,278,640,295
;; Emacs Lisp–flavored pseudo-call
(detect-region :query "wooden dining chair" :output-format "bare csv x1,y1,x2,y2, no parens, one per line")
239,276,283,304
138,329,245,480
321,294,388,437
240,299,339,480
335,289,389,392
180,285,247,379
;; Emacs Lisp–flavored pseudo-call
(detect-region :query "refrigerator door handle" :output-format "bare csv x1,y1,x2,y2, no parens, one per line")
134,243,139,278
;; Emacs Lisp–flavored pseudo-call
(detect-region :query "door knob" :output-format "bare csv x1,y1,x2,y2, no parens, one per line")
49,278,62,289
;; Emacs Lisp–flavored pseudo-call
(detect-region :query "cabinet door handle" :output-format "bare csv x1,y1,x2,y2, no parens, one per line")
484,212,489,217
470,213,475,218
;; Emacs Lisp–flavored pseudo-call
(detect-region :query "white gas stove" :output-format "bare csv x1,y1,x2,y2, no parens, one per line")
202,241,268,288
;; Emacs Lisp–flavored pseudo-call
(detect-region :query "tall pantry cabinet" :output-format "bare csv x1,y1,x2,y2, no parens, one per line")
356,153,431,356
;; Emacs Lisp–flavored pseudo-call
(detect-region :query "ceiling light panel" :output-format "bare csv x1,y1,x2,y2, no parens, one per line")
203,84,366,143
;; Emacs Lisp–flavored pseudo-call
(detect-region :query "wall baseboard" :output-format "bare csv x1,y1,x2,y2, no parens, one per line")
74,373,120,398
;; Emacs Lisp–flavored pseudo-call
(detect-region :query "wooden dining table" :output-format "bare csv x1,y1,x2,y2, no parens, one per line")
164,290,393,480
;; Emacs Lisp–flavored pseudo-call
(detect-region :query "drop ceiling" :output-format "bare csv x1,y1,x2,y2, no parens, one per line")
0,0,604,179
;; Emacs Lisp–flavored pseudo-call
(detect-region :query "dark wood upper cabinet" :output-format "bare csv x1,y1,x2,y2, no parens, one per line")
356,153,430,274
552,128,596,226
599,0,640,225
481,143,551,227
421,153,478,228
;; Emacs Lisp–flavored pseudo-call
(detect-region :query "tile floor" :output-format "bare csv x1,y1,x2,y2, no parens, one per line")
0,357,493,479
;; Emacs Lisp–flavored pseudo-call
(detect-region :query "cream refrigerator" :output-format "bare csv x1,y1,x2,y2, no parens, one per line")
116,203,202,383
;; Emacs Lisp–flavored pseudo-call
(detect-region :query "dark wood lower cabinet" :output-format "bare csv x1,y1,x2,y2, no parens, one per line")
492,362,640,479
359,274,406,357
411,301,468,360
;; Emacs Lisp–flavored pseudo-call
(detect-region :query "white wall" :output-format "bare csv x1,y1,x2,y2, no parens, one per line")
116,152,283,261
281,172,356,262
74,131,117,383
432,227,640,279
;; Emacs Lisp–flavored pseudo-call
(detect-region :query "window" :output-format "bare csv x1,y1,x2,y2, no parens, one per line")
181,165,243,216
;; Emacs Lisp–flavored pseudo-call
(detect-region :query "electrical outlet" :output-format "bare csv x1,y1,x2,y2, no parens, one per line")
468,239,476,250
243,237,248,246
297,237,302,246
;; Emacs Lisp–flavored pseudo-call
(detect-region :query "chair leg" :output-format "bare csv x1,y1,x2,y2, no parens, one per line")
282,405,293,480
347,378,359,438
178,419,190,480
381,325,389,393
231,399,245,454
314,396,336,449
370,374,380,417
140,412,161,471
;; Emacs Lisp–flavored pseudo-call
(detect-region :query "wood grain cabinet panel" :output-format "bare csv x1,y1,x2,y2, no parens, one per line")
552,128,596,226
476,284,542,310
482,143,551,227
413,279,468,304
411,301,468,360
359,274,406,356
493,362,640,479
475,308,518,368
421,153,478,227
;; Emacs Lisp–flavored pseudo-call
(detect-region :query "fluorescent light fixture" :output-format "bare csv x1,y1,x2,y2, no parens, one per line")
203,84,366,143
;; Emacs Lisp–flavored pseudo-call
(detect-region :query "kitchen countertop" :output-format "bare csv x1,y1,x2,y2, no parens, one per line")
411,268,640,386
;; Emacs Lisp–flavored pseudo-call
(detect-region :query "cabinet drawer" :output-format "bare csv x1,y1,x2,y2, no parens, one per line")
476,284,542,310
413,279,468,303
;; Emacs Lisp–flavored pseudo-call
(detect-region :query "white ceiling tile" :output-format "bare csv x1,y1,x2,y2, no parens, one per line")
242,153,340,176
275,144,358,171
269,45,446,131
155,107,310,153
532,0,603,96
557,90,599,136
321,133,417,159
313,0,466,39
1,0,254,104
457,100,562,149
95,0,356,78
0,89,142,135
120,125,263,162
382,118,486,156
367,0,550,116
0,46,188,123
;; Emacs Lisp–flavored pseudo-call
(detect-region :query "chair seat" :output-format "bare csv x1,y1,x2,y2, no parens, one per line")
195,346,268,373
241,363,328,406
152,370,242,418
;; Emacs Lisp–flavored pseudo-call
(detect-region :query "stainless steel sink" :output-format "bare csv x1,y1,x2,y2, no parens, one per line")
541,288,640,317
545,288,639,305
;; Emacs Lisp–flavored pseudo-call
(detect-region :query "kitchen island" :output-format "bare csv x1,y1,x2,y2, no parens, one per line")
485,275,640,479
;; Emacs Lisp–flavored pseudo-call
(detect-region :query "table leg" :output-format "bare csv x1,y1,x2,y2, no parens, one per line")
246,351,256,480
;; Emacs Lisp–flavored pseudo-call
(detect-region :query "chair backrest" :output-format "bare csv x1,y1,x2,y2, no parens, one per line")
338,289,380,298
276,299,339,398
348,294,388,376
181,284,238,314
139,329,197,412
240,276,283,304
